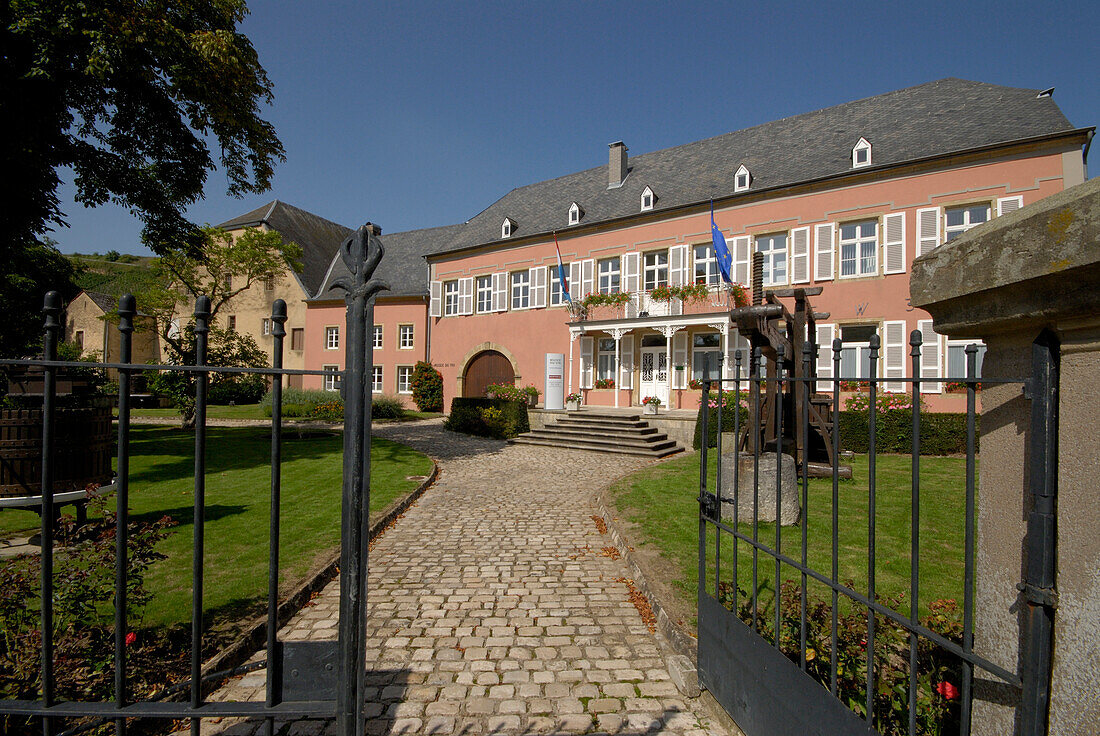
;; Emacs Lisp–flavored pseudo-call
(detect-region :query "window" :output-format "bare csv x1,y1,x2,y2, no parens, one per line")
397,366,413,394
399,324,414,349
372,366,383,393
264,275,275,290
325,326,339,350
227,315,236,331
641,186,655,212
323,365,340,392
476,275,493,313
511,271,530,309
643,250,668,290
373,325,383,348
756,233,787,286
291,328,304,351
262,318,272,336
946,340,987,379
501,218,514,238
74,330,84,351
597,338,616,382
597,258,620,294
692,333,722,381
549,265,569,306
839,325,877,379
222,273,232,290
852,137,872,168
838,220,878,277
443,280,460,316
945,204,991,242
568,202,581,225
735,164,751,192
693,244,720,286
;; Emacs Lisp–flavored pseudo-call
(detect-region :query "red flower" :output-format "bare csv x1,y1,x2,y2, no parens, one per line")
935,681,959,700
125,632,137,647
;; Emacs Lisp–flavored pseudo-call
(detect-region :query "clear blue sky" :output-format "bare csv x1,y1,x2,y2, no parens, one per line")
54,0,1099,255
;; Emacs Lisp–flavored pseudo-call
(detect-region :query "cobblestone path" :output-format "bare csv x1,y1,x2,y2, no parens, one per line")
187,420,728,736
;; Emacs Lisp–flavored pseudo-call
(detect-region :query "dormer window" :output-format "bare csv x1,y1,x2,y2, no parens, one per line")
568,202,582,225
735,164,752,192
501,218,514,238
852,137,872,168
640,186,655,212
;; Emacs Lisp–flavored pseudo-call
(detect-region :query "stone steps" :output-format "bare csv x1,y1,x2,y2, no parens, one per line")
511,411,683,458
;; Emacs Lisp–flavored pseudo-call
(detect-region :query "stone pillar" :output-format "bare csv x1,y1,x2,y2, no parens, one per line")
911,178,1100,735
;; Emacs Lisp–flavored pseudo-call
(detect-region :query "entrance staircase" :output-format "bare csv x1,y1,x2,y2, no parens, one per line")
511,410,683,458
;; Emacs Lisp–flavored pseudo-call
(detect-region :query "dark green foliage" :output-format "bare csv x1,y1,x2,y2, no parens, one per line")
444,398,529,439
693,402,750,450
261,387,338,418
308,400,344,422
0,237,77,359
71,256,160,298
839,410,977,455
410,361,443,412
207,374,266,405
371,394,406,420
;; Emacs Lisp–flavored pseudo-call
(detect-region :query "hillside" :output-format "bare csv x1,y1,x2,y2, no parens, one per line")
68,253,160,297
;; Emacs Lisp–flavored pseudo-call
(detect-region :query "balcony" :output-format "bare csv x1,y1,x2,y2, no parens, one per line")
573,286,738,322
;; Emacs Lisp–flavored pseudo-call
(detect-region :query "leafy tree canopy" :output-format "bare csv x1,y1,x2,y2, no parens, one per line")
0,236,76,358
2,0,285,255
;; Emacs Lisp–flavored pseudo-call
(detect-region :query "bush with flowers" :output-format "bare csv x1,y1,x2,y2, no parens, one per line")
580,291,632,308
484,382,526,402
594,378,615,389
693,389,750,449
641,395,662,407
839,390,975,455
565,392,582,404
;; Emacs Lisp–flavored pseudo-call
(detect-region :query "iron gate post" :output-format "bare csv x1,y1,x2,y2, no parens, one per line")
1019,329,1059,735
40,292,61,736
334,224,388,736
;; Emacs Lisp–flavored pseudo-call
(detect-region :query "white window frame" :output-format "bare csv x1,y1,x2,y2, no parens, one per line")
755,233,788,287
734,164,751,192
398,324,414,349
693,243,719,286
262,318,272,336
396,365,413,394
323,365,340,392
549,265,569,306
838,220,878,278
852,137,872,168
692,332,722,381
510,270,530,310
325,325,339,350
643,250,669,290
443,280,460,316
640,186,655,212
596,338,617,382
945,203,992,243
597,257,620,294
373,325,383,349
476,275,493,313
568,202,581,225
946,339,987,380
371,366,383,393
501,218,514,238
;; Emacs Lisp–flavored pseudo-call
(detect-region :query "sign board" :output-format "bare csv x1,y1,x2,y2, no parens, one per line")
544,353,565,410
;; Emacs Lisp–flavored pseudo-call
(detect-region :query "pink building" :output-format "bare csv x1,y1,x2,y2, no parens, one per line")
307,79,1090,412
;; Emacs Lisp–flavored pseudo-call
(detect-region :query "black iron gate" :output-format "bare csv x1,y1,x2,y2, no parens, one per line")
0,224,388,736
697,330,1058,735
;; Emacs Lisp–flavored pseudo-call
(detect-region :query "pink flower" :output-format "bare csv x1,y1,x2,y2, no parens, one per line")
935,681,959,700
125,632,137,647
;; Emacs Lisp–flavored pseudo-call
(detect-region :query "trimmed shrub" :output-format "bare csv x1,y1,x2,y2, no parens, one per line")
207,373,266,405
444,397,529,439
262,387,340,418
372,394,406,420
839,410,976,455
693,390,750,450
410,361,443,412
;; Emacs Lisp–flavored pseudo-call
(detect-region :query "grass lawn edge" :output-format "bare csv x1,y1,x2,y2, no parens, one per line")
199,459,440,683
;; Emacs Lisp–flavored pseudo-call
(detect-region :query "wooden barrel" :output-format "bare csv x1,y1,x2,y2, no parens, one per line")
0,403,113,498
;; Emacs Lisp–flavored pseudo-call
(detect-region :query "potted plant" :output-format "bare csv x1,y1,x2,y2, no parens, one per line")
523,384,540,407
565,392,582,411
641,395,662,415
594,377,615,389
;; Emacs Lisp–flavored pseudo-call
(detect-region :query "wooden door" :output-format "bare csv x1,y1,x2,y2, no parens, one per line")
463,351,514,397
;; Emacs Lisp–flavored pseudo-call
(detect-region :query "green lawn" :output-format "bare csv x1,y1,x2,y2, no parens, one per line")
127,405,443,422
611,452,974,620
0,426,433,629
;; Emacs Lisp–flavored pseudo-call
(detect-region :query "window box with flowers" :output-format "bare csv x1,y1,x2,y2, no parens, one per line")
593,378,615,390
580,291,631,320
641,395,662,414
944,381,980,393
565,392,582,411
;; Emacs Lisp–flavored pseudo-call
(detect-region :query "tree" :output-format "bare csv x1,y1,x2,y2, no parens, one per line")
0,236,77,359
410,361,444,413
2,0,285,256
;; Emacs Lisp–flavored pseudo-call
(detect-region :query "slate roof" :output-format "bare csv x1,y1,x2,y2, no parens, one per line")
82,290,117,313
313,78,1087,299
218,200,352,296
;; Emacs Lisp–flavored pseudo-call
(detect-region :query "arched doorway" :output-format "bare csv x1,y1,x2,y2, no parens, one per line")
463,350,515,397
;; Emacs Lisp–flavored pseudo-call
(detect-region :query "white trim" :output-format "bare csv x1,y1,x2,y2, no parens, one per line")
491,272,508,312
458,276,475,315
997,195,1024,217
372,324,383,349
322,365,340,392
669,244,690,287
883,320,907,393
852,137,872,168
510,270,531,310
916,207,941,257
918,319,941,393
790,227,810,284
443,279,461,316
398,323,415,350
814,223,834,281
816,323,835,391
580,336,595,389
371,365,383,393
734,164,752,192
501,218,514,238
568,201,582,225
732,236,751,286
882,212,906,275
837,219,878,279
396,365,413,394
640,186,655,212
429,280,442,317
619,334,634,389
324,325,339,350
529,266,547,309
580,258,595,299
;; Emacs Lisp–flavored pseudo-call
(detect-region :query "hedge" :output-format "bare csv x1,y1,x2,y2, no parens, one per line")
693,404,750,450
444,398,529,439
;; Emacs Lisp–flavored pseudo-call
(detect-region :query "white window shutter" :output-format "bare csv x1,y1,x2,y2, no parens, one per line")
816,323,835,391
529,267,547,308
492,272,508,312
623,252,641,295
917,207,940,257
814,224,834,281
669,244,690,287
883,213,906,275
457,277,473,315
883,320,907,393
791,227,810,284
997,196,1023,217
726,329,751,380
569,262,582,301
672,332,689,388
580,259,595,298
580,336,595,389
429,281,442,318
619,335,634,389
733,236,751,286
918,319,941,393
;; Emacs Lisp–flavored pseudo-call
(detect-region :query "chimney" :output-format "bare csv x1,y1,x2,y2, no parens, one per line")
608,141,628,189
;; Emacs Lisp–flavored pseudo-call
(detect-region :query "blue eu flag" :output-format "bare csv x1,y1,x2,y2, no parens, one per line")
711,202,733,283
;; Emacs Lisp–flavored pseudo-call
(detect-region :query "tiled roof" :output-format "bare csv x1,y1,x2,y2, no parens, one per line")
218,200,352,296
